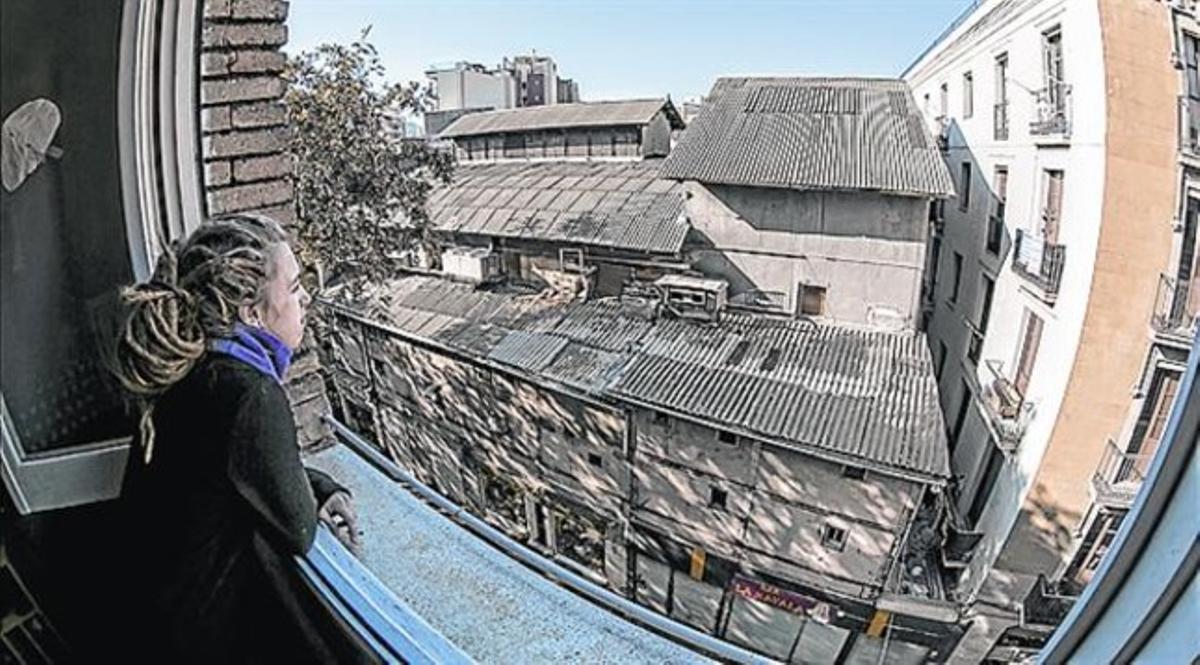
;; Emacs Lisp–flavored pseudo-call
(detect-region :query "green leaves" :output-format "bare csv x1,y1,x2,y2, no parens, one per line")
284,33,453,286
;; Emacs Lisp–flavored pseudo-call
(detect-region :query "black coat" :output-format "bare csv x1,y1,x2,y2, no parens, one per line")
119,354,363,663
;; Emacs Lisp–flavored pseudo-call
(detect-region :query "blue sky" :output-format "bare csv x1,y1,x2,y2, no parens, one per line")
288,0,972,102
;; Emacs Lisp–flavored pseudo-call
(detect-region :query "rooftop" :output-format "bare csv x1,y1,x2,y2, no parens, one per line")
420,160,689,254
330,275,951,482
660,77,956,198
437,98,685,138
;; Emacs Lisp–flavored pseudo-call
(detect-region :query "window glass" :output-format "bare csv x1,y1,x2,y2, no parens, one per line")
2,0,134,453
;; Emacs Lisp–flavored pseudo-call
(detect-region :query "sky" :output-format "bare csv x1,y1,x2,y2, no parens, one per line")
288,0,974,103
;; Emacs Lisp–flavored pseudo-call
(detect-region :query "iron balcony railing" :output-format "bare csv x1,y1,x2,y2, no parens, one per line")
981,359,1035,449
993,101,1009,141
1179,95,1200,155
1152,272,1198,339
1013,229,1066,297
1090,439,1153,508
1031,82,1072,136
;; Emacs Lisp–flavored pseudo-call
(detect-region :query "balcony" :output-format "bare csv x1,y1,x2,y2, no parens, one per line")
993,101,1009,141
1030,83,1072,137
1151,273,1198,343
1090,439,1153,508
1179,96,1200,157
1013,229,1066,300
980,360,1035,450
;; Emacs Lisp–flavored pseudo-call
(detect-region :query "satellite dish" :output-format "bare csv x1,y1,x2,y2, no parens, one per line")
2,98,63,193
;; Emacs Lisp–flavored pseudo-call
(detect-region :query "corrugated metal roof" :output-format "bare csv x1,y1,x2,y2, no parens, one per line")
660,77,956,198
333,275,950,481
422,161,689,254
438,99,684,138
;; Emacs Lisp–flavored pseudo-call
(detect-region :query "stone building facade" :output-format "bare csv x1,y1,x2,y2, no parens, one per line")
322,273,962,663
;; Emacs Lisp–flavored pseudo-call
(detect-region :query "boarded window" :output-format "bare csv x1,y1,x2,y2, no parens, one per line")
797,284,826,317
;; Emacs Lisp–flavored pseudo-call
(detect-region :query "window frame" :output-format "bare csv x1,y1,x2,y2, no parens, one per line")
2,0,204,515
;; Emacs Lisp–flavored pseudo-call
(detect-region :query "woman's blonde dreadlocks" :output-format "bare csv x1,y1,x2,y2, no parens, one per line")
112,213,288,463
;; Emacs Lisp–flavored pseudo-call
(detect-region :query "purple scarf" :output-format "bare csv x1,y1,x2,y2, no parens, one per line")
209,323,293,384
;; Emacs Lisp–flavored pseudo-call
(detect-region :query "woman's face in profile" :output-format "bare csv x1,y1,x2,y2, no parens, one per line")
256,243,311,350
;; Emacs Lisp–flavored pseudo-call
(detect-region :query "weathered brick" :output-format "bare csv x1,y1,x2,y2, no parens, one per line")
200,52,230,78
202,22,287,49
253,202,300,228
201,75,285,106
200,106,232,132
206,178,294,214
205,160,232,187
203,0,232,19
227,49,287,75
202,126,290,158
231,100,287,129
234,154,292,182
232,0,289,20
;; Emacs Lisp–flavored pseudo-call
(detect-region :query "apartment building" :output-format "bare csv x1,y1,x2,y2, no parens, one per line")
426,53,580,113
904,0,1194,660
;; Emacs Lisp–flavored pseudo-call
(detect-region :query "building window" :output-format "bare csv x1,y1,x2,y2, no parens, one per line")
841,466,866,480
709,486,728,510
797,283,827,317
587,452,603,468
987,166,1008,255
994,53,1009,141
1041,169,1065,243
967,439,1004,526
950,252,964,304
652,411,670,427
950,380,972,452
962,71,974,118
1043,27,1065,105
1184,33,1200,99
1014,309,1045,395
979,273,996,334
939,82,948,117
959,162,972,211
717,430,738,445
821,523,848,552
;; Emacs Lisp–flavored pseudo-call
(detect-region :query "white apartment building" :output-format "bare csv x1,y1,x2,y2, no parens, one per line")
906,0,1196,661
426,61,516,112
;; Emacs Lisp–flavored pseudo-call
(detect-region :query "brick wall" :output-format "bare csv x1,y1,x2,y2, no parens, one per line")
200,0,333,451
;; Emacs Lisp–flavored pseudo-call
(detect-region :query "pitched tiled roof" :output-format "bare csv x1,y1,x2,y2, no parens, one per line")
437,99,684,138
423,160,689,254
331,275,951,481
660,77,956,198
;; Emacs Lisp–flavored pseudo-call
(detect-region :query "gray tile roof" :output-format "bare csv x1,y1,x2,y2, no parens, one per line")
660,77,956,198
438,99,684,138
423,160,689,254
331,275,950,481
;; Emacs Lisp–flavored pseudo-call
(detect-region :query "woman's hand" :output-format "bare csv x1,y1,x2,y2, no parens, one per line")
318,491,362,557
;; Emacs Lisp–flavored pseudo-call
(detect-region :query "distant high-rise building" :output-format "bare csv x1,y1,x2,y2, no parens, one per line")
426,52,580,112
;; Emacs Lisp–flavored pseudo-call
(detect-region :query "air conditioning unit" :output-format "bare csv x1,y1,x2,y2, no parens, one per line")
656,274,728,322
441,246,501,283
